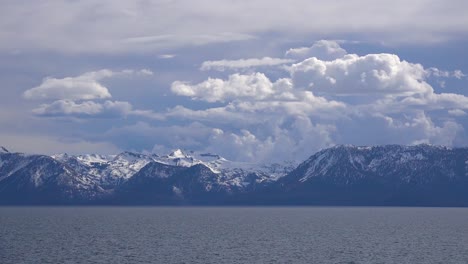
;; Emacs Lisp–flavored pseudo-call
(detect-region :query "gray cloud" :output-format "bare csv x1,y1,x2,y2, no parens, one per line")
2,1,468,53
32,100,133,118
200,57,294,71
0,133,119,155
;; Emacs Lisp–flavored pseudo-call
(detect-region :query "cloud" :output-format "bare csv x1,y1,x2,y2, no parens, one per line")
334,111,464,147
107,119,335,162
427,68,466,79
164,42,468,162
32,100,133,118
31,99,166,120
106,122,217,152
23,70,114,101
13,37,468,162
289,53,432,97
388,112,463,146
128,69,154,76
205,120,335,162
171,73,295,102
23,68,161,120
200,57,295,71
448,109,467,116
166,69,349,161
23,69,152,101
453,70,466,79
0,133,119,155
2,1,468,53
158,54,176,59
285,40,347,60
123,32,255,47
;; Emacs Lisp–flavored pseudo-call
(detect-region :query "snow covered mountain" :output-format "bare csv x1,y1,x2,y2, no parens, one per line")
0,147,295,204
268,145,468,205
0,150,106,204
1,144,467,205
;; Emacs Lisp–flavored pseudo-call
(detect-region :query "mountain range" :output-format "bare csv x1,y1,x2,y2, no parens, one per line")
1,144,467,206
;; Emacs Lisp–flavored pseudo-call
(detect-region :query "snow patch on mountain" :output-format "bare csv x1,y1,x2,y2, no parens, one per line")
294,144,467,185
48,149,297,191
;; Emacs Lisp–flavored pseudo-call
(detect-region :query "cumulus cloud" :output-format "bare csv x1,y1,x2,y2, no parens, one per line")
23,69,152,101
24,68,162,120
205,120,335,162
164,41,468,162
289,53,431,97
107,119,335,162
24,70,114,101
285,40,347,60
200,57,294,71
16,38,468,162
387,112,463,146
171,73,294,102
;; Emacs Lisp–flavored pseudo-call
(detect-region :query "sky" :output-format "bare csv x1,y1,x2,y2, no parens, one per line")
1,0,468,162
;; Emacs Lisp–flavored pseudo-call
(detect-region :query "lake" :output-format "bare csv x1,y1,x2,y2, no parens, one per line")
1,207,468,263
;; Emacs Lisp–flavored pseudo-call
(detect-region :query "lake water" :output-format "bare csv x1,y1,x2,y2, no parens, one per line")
1,207,468,264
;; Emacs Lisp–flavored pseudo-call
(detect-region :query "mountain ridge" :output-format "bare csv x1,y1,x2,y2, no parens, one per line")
1,144,467,206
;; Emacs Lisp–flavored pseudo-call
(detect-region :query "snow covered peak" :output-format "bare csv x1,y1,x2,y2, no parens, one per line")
0,146,9,153
168,149,189,159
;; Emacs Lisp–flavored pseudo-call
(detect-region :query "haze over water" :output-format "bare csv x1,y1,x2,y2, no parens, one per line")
1,207,468,264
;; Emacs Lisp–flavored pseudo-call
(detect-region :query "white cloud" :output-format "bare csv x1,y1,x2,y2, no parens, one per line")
165,43,468,161
427,67,466,79
171,73,294,102
23,69,152,101
12,36,468,162
200,57,295,71
23,70,114,101
453,70,466,79
285,40,347,60
289,53,431,97
393,112,463,146
206,120,335,162
24,68,159,119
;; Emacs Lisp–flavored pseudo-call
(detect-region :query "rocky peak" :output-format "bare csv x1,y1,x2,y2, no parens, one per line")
0,146,9,153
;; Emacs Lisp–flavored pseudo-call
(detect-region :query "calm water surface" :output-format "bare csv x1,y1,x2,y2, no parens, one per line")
1,207,468,264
